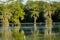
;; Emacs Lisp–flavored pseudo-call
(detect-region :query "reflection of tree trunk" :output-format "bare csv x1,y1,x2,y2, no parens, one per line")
44,20,48,37
2,18,11,40
44,17,52,40
49,19,52,40
34,16,37,32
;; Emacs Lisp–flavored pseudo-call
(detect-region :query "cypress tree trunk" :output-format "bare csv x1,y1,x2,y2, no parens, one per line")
2,18,11,40
2,12,12,40
49,11,52,40
44,11,52,40
34,15,37,32
44,20,49,37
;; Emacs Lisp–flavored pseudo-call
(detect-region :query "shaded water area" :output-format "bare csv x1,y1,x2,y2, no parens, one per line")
0,23,60,40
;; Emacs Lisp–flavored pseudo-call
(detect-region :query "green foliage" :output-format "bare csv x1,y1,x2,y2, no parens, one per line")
43,2,51,11
26,1,40,18
8,2,25,24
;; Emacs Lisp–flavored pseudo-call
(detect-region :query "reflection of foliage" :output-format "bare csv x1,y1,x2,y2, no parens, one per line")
54,36,60,40
0,32,2,37
12,30,25,40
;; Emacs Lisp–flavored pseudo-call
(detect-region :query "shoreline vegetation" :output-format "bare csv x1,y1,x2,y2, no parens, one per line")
0,0,60,40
